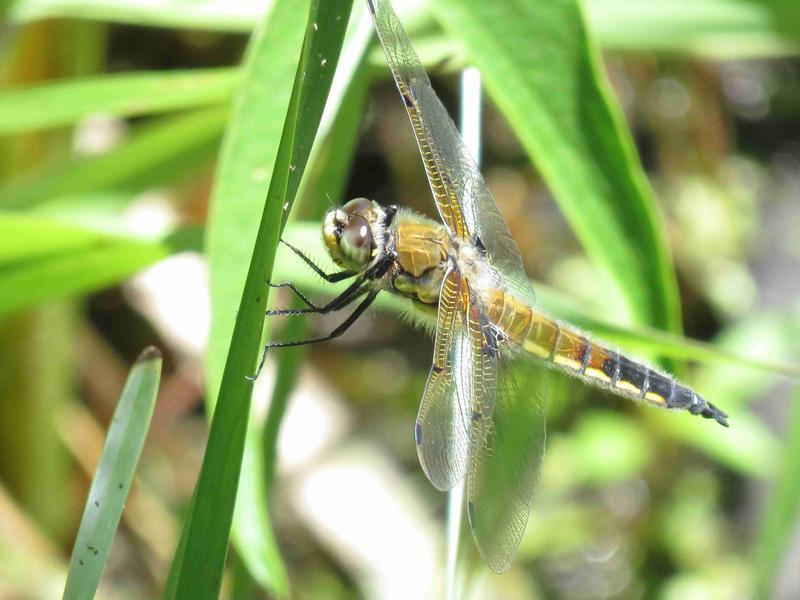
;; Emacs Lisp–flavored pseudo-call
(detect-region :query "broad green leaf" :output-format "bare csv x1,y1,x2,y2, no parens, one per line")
0,213,188,315
63,347,161,600
432,0,681,338
754,387,800,597
0,108,227,208
265,8,374,490
585,0,800,58
0,69,239,136
7,0,270,31
11,0,800,58
169,1,353,597
198,0,312,595
0,213,103,263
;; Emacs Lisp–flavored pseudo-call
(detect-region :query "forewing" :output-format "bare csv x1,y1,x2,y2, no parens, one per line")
366,0,533,297
466,303,547,574
415,268,471,491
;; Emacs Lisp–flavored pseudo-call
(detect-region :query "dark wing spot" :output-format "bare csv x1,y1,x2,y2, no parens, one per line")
474,236,487,255
414,421,423,445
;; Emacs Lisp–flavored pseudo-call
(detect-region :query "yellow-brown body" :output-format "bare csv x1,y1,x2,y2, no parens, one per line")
391,216,703,414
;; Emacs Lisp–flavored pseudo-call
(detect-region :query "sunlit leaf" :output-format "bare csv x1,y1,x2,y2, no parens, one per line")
0,108,227,208
0,213,184,315
432,0,682,337
168,1,353,597
63,347,161,600
0,69,238,135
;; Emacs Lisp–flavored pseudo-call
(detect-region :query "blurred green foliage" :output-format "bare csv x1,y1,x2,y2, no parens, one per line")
1,0,800,598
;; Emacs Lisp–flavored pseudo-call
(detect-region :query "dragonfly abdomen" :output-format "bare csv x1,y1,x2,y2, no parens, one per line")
485,292,728,425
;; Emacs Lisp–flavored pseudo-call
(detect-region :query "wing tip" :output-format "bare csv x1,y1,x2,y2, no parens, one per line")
468,501,516,573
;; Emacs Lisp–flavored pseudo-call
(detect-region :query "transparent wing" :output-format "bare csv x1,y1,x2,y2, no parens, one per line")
367,0,534,297
415,268,471,491
466,295,547,574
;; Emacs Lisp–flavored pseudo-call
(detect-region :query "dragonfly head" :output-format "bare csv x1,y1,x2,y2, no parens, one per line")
323,198,385,271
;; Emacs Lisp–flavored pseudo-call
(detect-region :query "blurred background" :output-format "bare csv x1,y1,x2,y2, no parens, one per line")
1,0,800,598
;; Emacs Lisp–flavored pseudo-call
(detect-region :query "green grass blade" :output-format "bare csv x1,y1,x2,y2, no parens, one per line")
0,68,239,136
8,0,262,31
0,213,190,315
62,347,162,600
200,0,313,596
754,387,800,596
0,107,227,208
169,1,353,597
585,0,800,58
10,0,800,58
432,0,681,336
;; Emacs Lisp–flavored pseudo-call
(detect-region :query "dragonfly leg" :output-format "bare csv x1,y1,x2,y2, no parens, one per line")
266,277,366,316
248,290,378,380
267,280,318,309
279,239,357,283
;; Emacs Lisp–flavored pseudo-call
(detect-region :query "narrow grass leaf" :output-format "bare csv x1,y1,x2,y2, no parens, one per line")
171,1,353,597
265,6,373,490
0,214,186,315
0,69,239,136
10,0,800,58
8,0,266,31
62,347,161,600
432,0,682,336
586,0,800,58
0,212,103,263
200,0,312,595
0,108,227,208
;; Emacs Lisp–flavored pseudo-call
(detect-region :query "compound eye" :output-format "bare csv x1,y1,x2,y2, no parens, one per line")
343,197,371,217
343,215,372,252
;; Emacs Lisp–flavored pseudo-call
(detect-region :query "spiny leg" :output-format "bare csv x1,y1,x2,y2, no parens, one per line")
279,239,357,283
266,280,318,310
247,290,379,381
267,277,366,316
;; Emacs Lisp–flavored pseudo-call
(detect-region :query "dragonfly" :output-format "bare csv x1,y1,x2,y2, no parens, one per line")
262,0,729,573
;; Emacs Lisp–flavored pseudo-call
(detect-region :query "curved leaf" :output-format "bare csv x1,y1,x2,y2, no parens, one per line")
431,0,681,338
0,213,180,315
0,69,238,136
169,1,354,597
63,347,161,600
